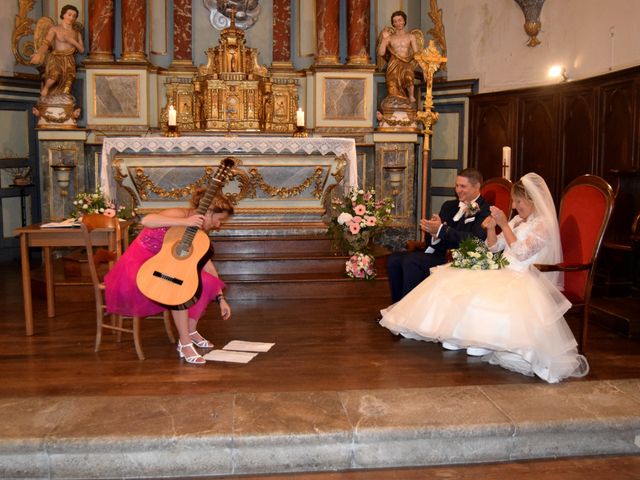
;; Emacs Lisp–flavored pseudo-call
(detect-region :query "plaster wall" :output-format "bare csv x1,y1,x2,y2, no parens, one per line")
441,0,640,92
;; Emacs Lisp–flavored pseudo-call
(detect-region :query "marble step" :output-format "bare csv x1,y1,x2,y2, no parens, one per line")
2,380,639,479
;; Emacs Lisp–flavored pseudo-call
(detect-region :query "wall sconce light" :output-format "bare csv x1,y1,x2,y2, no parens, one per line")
384,165,406,197
50,163,75,197
548,65,568,82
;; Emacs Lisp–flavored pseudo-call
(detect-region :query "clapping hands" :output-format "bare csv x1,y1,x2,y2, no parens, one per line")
483,206,508,230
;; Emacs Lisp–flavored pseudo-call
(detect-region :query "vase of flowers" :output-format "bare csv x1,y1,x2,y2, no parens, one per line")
328,187,394,279
71,187,135,220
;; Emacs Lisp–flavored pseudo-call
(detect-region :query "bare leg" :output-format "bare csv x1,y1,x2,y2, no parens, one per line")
172,310,205,364
41,78,56,98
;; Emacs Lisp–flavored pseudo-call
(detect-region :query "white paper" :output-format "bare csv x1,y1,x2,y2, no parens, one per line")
41,218,80,228
203,350,258,363
223,340,275,353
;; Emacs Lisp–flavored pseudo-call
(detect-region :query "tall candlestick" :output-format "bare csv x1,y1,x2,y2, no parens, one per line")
502,146,511,180
296,108,304,127
168,105,177,126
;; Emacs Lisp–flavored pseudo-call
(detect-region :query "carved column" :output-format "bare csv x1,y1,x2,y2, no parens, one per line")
121,0,146,62
315,0,340,65
87,0,115,62
171,0,194,68
272,0,293,70
347,0,370,65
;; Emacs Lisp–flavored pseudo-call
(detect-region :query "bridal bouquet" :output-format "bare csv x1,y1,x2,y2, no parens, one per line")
451,237,509,270
71,188,135,220
328,187,394,254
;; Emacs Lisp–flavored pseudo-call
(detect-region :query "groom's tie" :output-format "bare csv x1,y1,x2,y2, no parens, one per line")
452,201,467,222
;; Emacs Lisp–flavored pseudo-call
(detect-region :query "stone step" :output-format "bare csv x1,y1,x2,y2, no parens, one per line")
3,380,639,478
214,252,352,276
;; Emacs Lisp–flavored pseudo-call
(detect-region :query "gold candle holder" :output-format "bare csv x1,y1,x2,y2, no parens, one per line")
164,124,180,137
293,125,308,138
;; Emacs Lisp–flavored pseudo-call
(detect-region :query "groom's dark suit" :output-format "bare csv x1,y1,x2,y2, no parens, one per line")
387,196,491,303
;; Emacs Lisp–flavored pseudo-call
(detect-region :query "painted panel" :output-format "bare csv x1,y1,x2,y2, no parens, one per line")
150,0,168,55
432,111,460,161
0,110,29,159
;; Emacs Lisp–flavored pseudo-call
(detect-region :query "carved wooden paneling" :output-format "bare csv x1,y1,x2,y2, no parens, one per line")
470,99,513,180
600,81,636,184
519,95,558,195
561,90,596,189
469,66,640,200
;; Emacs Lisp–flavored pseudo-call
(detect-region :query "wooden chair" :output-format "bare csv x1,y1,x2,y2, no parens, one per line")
535,175,615,352
80,214,175,360
406,177,513,252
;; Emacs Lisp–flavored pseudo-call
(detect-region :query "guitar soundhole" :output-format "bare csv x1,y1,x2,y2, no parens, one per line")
173,242,192,259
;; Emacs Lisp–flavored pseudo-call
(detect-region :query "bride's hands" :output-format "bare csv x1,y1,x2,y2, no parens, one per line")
490,206,508,228
482,215,496,230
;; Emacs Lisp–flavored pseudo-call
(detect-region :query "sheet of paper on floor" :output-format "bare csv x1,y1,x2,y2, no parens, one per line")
203,350,259,363
223,340,275,352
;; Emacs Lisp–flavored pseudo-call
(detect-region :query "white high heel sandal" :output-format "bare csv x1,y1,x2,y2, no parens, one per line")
189,330,214,348
177,341,206,364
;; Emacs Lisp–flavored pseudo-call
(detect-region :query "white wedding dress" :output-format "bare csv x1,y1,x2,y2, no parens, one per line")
379,213,589,383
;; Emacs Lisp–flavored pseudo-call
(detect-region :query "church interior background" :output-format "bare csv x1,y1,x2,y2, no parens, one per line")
1,0,639,258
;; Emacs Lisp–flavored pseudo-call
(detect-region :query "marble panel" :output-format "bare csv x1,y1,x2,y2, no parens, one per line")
94,74,140,118
323,78,366,120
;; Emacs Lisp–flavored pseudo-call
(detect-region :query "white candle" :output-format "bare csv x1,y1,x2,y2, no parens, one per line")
296,108,304,127
502,146,511,180
168,105,177,126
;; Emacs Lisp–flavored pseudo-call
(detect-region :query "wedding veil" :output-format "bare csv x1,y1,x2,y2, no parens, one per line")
521,173,564,289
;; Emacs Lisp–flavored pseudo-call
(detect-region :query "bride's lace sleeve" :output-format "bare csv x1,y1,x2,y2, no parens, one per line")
488,231,506,253
508,216,550,261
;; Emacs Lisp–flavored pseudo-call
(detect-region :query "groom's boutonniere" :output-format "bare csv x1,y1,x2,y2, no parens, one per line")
465,201,480,216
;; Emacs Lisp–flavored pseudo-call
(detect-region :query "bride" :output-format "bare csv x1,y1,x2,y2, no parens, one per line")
379,173,589,383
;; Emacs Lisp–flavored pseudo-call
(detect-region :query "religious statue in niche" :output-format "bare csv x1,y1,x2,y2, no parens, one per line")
29,4,84,129
204,0,262,30
376,10,424,132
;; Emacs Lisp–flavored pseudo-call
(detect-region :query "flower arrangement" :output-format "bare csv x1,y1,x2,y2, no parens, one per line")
328,187,394,254
328,187,394,280
346,253,376,280
451,237,509,270
71,187,135,220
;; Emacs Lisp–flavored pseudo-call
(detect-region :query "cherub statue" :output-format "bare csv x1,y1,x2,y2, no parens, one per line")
376,10,424,107
30,4,84,99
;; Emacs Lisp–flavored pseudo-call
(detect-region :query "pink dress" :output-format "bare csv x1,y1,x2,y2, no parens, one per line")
105,227,224,320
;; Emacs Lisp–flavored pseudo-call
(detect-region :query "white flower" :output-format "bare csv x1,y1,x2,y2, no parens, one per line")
337,212,353,225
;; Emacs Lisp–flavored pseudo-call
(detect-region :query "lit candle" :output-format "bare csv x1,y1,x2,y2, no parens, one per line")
502,146,511,180
296,108,305,127
168,105,177,126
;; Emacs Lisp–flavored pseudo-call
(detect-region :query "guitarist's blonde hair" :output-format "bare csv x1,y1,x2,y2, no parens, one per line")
191,189,235,215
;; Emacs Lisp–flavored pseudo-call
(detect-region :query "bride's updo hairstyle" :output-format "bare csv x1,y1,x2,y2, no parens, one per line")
191,189,235,216
511,179,533,203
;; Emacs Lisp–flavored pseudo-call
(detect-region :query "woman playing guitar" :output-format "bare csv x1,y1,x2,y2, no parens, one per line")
105,190,234,365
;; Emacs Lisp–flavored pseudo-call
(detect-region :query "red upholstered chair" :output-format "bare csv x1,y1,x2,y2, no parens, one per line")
535,175,614,352
480,177,513,216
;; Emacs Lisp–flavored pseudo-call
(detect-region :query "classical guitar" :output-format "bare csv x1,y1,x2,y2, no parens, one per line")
136,157,236,308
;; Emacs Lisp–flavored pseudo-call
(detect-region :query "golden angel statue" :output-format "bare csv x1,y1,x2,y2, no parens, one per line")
376,10,424,108
29,4,84,127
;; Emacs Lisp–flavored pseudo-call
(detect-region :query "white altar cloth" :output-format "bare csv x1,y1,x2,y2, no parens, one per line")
100,136,358,200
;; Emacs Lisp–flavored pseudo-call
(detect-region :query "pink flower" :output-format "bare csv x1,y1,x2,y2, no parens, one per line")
354,204,366,215
349,222,361,234
365,216,376,226
103,208,116,217
352,215,362,225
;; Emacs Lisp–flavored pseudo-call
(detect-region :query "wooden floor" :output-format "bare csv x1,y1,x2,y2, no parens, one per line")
1,258,639,478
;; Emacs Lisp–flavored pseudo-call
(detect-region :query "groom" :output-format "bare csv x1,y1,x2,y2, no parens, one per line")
387,168,490,303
